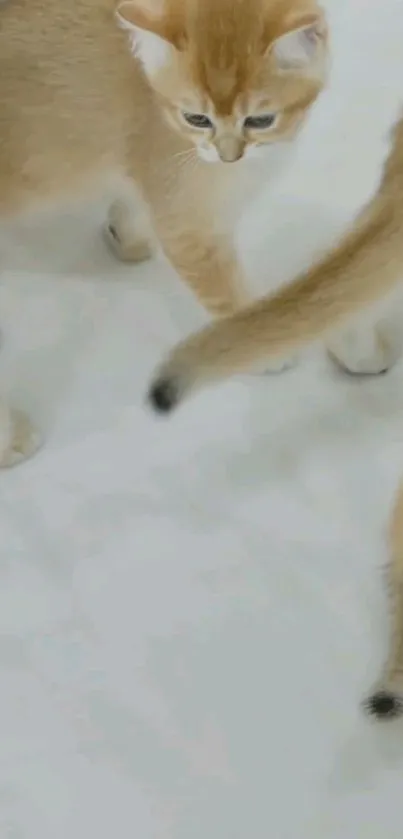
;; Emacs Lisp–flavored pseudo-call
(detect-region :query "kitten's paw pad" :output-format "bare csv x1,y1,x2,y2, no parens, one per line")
364,689,403,721
328,330,399,377
0,409,42,468
103,223,153,264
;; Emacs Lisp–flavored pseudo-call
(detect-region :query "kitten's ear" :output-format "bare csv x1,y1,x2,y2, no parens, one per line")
117,1,174,76
271,12,327,71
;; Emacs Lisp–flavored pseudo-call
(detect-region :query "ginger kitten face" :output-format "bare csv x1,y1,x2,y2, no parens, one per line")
118,0,328,164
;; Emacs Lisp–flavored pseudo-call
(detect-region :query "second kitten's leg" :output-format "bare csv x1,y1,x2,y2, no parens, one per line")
327,322,400,376
159,226,249,318
104,196,153,264
159,224,295,373
365,482,403,719
0,401,40,468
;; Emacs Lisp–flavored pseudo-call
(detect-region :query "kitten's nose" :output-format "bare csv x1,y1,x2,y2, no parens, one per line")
215,136,244,162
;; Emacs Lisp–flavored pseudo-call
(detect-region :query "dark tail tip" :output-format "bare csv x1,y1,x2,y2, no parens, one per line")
148,377,180,415
364,690,403,720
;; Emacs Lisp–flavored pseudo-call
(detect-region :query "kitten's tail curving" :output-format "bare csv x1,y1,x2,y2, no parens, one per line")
148,122,403,414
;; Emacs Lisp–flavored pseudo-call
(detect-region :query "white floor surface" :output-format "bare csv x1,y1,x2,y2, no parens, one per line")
2,1,403,836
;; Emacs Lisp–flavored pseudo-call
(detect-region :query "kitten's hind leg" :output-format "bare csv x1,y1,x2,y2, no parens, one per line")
327,321,400,376
0,401,41,467
104,196,153,264
365,481,403,720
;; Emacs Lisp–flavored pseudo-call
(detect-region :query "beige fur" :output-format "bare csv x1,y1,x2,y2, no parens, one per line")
2,0,402,717
149,118,403,403
364,481,403,719
0,0,331,465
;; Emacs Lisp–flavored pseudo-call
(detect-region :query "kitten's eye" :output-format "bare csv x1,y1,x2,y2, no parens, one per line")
244,114,276,130
183,112,213,129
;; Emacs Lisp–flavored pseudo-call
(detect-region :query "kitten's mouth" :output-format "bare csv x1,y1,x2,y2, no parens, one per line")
197,147,245,165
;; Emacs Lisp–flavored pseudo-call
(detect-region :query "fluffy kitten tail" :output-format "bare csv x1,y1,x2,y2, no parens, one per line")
365,479,403,721
149,187,403,413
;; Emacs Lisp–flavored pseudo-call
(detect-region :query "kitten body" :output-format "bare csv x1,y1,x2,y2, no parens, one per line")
149,116,403,403
2,0,402,718
0,0,331,463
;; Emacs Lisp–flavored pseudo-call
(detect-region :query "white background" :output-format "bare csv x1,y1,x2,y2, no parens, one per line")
1,0,403,835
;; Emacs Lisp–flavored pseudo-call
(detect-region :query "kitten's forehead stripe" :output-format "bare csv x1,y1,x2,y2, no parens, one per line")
165,0,321,115
188,0,267,114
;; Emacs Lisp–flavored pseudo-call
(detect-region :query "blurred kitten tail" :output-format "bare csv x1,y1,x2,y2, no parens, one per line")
365,480,403,721
148,120,403,414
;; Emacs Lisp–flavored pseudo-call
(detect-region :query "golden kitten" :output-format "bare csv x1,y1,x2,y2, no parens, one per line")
148,114,403,719
147,118,403,407
0,0,347,465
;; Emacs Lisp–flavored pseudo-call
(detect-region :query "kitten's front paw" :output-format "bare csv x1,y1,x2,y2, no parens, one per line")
0,408,41,468
104,222,153,264
104,200,153,264
328,325,399,376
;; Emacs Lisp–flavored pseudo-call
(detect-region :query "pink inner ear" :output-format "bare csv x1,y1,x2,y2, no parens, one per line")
118,1,166,38
294,10,327,40
282,7,326,37
118,1,186,46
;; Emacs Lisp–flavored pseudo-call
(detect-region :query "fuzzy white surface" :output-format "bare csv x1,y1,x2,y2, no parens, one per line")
2,1,403,836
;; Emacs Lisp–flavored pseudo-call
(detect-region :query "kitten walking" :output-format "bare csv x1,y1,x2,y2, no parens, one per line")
148,116,403,410
0,0,332,464
2,0,395,466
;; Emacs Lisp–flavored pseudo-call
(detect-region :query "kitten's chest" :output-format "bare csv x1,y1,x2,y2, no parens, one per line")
205,164,267,228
